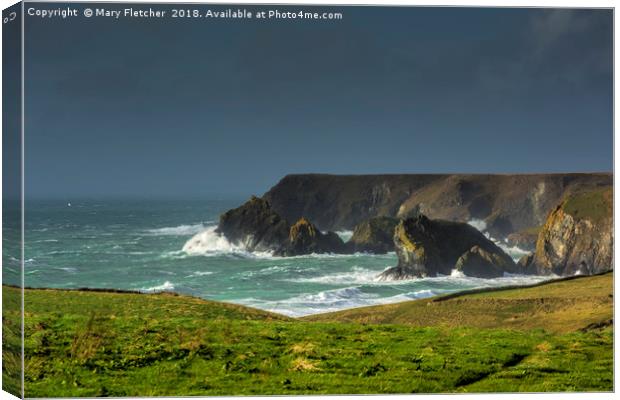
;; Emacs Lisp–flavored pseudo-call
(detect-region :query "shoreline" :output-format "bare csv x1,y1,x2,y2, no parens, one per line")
6,271,611,319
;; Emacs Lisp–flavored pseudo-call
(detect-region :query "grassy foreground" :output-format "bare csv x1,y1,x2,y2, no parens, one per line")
5,273,614,396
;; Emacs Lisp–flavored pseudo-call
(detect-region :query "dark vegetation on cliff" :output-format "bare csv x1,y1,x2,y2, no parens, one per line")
9,273,613,396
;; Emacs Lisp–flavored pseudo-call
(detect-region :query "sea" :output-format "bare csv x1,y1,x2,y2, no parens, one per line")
3,198,552,317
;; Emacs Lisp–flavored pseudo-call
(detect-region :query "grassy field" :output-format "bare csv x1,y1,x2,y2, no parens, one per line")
3,273,614,396
303,273,613,333
563,187,613,223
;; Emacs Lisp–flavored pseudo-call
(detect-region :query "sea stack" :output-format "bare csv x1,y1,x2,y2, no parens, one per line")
379,214,517,280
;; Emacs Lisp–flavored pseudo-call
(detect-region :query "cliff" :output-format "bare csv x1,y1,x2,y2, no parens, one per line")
523,188,613,276
262,173,611,237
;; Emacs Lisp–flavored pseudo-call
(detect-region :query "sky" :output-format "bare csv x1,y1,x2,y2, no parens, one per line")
22,4,613,198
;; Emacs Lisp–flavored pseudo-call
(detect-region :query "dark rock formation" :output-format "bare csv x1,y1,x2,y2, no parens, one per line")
505,229,539,251
217,196,290,253
379,215,517,280
520,188,613,276
517,254,537,275
216,196,347,256
276,217,346,256
347,217,398,254
454,245,513,278
263,173,611,238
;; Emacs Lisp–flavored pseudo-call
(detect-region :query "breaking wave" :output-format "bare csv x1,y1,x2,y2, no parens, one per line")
286,266,390,285
234,269,553,317
236,286,443,317
145,223,210,236
185,271,214,278
182,227,395,260
467,219,488,232
467,218,530,262
496,242,531,261
140,281,175,292
182,226,250,256
336,230,354,241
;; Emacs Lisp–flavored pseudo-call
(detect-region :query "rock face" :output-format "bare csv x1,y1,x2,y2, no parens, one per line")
379,215,517,280
505,229,539,251
517,254,537,275
347,217,398,254
454,246,513,278
217,196,290,253
263,173,611,237
521,188,613,276
277,217,346,256
217,197,346,256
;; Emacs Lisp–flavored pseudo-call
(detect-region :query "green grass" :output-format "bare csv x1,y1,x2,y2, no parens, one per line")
4,273,614,396
562,187,612,223
304,273,613,334
2,284,22,397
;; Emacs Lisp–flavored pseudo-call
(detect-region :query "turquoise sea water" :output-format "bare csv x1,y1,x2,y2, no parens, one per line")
4,198,550,316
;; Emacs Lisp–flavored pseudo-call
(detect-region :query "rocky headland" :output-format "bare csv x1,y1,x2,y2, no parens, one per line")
518,188,613,276
205,173,612,279
263,173,611,237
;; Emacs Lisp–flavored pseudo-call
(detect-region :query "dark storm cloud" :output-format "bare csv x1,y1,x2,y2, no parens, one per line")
23,5,612,199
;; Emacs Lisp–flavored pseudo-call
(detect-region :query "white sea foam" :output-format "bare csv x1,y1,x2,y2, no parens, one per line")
159,250,189,260
467,219,487,232
450,268,466,278
181,227,376,259
55,267,77,273
336,230,354,242
286,267,387,285
243,273,553,316
145,223,210,236
237,286,446,317
243,286,378,316
467,219,531,262
140,281,175,292
186,271,214,278
378,271,551,287
182,226,250,256
377,289,438,304
496,242,530,261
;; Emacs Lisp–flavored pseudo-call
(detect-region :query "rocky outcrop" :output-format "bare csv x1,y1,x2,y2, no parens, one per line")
347,217,398,254
505,229,539,251
517,254,537,275
263,173,611,237
379,215,517,280
454,246,514,278
276,218,346,256
520,188,613,276
217,197,347,256
217,196,290,253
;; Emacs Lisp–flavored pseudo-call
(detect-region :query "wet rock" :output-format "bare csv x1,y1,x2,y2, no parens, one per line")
379,214,517,280
347,217,398,254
